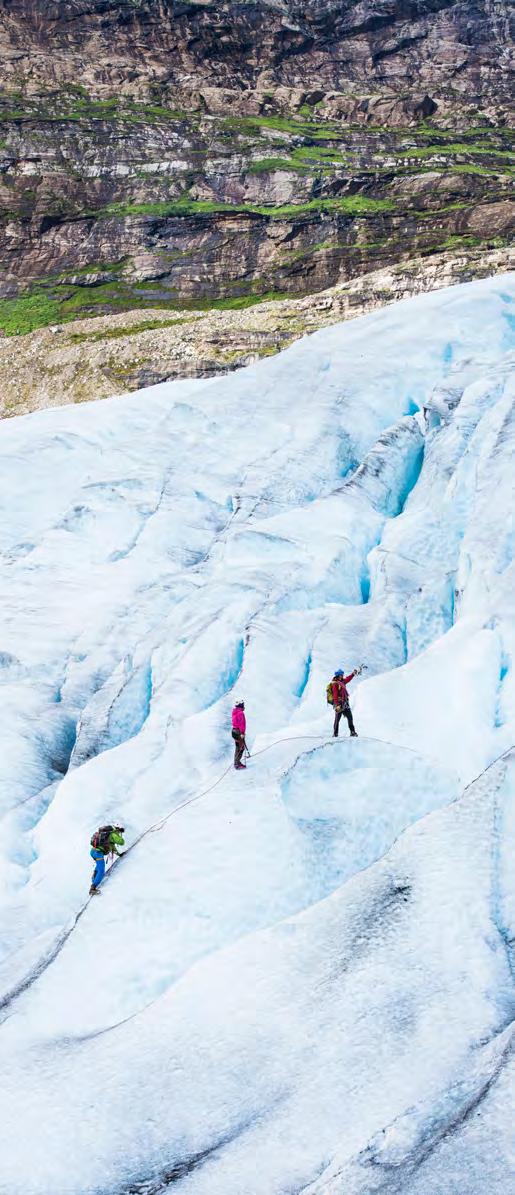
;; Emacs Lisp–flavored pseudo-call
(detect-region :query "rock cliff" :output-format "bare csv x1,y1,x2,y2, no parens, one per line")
1,245,512,416
0,0,513,335
2,1,513,107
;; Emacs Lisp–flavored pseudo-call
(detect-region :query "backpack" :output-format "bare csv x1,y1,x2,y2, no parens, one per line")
91,825,113,852
326,681,335,705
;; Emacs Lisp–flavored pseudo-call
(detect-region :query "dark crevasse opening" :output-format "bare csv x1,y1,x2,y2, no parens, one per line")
48,717,78,775
360,566,371,605
70,660,153,770
295,651,312,699
206,637,245,711
495,654,511,728
397,439,425,517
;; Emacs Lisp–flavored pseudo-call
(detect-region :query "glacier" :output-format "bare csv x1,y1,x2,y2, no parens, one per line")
0,275,513,1195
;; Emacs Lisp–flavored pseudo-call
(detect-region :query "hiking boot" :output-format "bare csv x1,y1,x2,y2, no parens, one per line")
350,731,358,737
235,762,246,770
89,885,100,895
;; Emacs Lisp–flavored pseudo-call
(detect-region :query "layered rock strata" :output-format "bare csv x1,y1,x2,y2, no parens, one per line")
0,0,512,336
0,244,512,416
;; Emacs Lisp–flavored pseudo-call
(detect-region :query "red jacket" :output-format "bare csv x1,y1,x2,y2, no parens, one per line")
331,674,355,707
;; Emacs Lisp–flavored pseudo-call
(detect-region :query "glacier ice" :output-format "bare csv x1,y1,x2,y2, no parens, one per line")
0,275,513,1194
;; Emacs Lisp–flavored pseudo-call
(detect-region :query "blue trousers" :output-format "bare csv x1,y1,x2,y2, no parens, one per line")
90,848,105,888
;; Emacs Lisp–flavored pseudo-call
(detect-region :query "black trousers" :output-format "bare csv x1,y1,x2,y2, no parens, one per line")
333,702,356,737
233,731,245,766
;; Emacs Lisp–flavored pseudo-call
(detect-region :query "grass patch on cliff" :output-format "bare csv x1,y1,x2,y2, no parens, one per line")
433,234,483,250
409,124,514,143
0,98,342,136
0,280,291,336
0,291,62,336
281,238,349,263
68,315,194,344
67,98,192,124
292,145,348,164
398,142,514,161
248,144,350,174
175,291,290,312
248,157,309,174
0,279,166,334
54,258,129,281
217,343,280,365
96,195,394,219
449,163,511,176
221,114,341,140
0,94,193,125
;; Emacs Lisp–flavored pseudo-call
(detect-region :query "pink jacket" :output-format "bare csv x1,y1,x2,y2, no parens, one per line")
232,706,246,735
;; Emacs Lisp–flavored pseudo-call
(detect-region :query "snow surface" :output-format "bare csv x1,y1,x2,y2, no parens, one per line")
0,275,514,1195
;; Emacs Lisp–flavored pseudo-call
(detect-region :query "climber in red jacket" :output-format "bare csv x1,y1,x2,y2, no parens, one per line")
328,669,358,738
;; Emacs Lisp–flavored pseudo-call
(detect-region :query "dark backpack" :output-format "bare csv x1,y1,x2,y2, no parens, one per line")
91,825,113,852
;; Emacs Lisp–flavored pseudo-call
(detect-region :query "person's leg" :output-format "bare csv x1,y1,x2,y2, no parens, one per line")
90,849,105,890
234,734,245,767
343,703,357,736
333,708,342,737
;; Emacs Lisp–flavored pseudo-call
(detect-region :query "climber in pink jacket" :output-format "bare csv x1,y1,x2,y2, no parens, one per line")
231,701,247,770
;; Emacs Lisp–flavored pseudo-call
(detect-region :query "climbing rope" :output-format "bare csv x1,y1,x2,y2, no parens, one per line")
124,731,417,849
107,734,330,862
1,735,513,1021
105,730,463,867
98,733,515,889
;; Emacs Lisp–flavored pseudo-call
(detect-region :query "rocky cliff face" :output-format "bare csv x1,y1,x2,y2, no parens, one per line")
0,0,513,334
2,1,513,107
0,244,511,417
